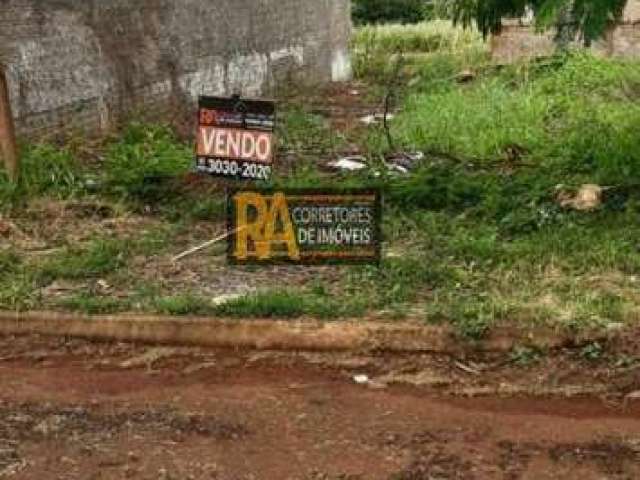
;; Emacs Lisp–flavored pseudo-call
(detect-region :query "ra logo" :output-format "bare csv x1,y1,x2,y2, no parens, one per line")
231,192,300,261
199,108,218,126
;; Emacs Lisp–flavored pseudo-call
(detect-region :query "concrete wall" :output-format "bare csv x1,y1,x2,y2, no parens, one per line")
0,0,352,136
491,1,640,63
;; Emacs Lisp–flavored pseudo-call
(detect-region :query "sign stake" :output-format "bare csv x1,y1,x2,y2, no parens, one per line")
0,64,19,183
172,227,246,263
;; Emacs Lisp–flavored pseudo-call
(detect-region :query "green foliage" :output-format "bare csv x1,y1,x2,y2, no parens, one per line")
354,21,481,54
59,293,129,315
215,290,306,318
104,122,191,202
353,254,457,313
277,107,344,159
215,289,367,319
352,21,485,80
392,52,640,186
0,250,39,311
452,0,628,45
353,0,428,25
0,249,21,275
0,274,38,311
0,143,83,209
580,341,605,361
183,198,227,223
426,293,509,339
154,295,214,316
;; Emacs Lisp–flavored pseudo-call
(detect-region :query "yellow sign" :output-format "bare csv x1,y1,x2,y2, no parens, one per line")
228,189,381,265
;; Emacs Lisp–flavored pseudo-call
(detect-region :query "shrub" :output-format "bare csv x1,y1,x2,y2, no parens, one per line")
103,122,191,202
0,143,83,208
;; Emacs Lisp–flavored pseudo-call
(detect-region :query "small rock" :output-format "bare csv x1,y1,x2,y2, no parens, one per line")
119,347,176,369
360,114,377,125
127,451,140,463
327,156,368,172
212,293,244,306
625,390,640,402
386,151,424,172
386,163,409,175
456,69,476,83
42,280,78,298
557,184,604,211
360,113,395,125
353,374,370,384
376,370,450,388
183,361,217,375
573,184,604,211
375,113,395,122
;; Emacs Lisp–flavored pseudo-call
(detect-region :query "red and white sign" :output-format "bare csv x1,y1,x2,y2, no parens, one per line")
196,96,276,181
197,127,273,164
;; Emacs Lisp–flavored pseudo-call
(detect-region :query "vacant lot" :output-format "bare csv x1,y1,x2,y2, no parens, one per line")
2,22,640,342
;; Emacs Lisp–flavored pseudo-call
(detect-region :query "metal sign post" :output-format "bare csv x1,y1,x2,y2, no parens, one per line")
0,64,18,183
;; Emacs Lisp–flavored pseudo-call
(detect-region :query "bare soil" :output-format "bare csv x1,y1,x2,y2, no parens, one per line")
1,333,639,479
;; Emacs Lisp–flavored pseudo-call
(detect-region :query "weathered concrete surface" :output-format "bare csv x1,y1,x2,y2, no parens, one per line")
0,311,615,353
0,0,352,136
0,311,456,352
491,0,640,62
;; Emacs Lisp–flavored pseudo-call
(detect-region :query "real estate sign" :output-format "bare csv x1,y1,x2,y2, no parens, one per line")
227,189,382,265
196,96,276,181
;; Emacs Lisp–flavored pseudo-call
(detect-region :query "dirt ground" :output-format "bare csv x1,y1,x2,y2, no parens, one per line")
1,333,639,479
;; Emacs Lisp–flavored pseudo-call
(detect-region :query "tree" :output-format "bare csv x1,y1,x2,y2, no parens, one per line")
452,0,628,46
352,0,427,25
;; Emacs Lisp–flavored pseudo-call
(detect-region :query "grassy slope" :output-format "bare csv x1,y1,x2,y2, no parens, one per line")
2,22,640,339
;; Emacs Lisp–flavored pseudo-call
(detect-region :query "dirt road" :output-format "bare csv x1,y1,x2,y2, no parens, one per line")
1,334,639,479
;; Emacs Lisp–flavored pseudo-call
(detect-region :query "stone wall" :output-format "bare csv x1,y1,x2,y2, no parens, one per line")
491,1,640,63
0,0,352,136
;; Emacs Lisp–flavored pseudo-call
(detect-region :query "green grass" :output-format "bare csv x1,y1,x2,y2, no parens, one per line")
352,20,486,80
103,122,192,202
153,295,215,316
277,107,345,158
0,143,84,209
0,250,39,311
39,239,130,281
0,122,193,211
214,290,314,318
353,20,482,54
341,48,640,336
214,289,368,319
0,249,21,275
58,293,130,315
392,52,640,185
